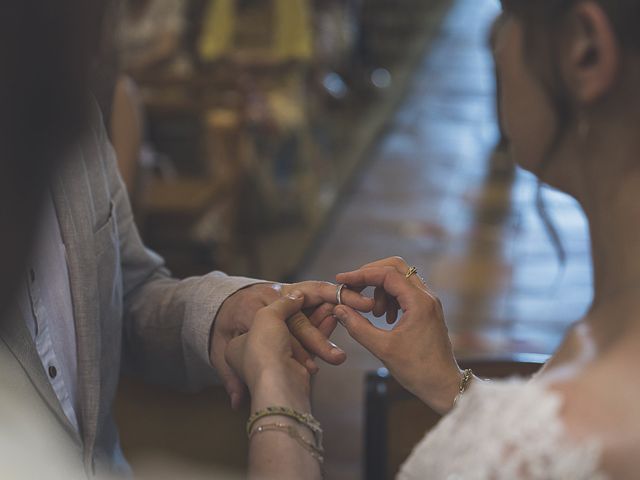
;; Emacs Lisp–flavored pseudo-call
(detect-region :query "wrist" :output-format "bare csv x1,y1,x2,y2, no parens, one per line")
416,369,464,415
251,366,311,414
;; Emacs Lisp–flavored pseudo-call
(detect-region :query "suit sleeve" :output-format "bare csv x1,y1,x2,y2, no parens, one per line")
97,111,262,391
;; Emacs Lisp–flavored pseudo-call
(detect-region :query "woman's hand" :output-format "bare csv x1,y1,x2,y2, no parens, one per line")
224,291,314,412
334,257,463,414
213,281,374,409
226,292,324,480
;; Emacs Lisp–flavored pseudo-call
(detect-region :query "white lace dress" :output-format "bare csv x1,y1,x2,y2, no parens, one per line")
398,379,608,480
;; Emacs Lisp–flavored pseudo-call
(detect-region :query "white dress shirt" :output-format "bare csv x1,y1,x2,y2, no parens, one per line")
18,191,79,432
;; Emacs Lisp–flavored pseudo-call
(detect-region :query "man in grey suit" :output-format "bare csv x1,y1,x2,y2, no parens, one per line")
0,3,374,475
0,97,372,477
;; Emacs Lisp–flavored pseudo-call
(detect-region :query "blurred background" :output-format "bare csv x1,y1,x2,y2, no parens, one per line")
108,0,593,478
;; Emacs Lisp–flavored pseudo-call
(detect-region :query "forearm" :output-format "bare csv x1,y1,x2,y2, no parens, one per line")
122,272,261,389
248,372,321,480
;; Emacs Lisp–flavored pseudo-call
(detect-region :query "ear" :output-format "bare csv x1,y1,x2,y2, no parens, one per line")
562,1,619,104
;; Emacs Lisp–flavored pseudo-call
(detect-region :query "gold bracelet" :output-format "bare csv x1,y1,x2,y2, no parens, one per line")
249,422,324,464
247,406,323,448
452,368,474,407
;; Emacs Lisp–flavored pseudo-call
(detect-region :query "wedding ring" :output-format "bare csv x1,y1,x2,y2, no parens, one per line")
336,284,346,305
405,266,418,279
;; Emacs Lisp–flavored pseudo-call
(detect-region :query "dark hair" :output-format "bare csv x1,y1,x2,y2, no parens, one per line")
0,0,107,317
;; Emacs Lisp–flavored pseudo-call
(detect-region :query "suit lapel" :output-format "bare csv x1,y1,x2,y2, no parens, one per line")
0,303,80,443
51,146,102,462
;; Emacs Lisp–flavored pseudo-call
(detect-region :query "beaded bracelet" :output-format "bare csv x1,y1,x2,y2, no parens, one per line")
249,422,324,464
247,406,323,448
452,368,474,407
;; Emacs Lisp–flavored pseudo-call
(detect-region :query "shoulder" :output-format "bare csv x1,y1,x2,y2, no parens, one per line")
398,378,607,480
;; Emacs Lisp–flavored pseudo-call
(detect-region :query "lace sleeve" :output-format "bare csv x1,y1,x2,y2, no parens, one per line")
397,379,607,480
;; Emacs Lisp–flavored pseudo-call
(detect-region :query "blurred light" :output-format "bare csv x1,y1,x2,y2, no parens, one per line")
322,72,348,99
377,367,389,378
371,68,392,89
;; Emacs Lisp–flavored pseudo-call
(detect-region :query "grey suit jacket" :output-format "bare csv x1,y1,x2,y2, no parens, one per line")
0,104,259,477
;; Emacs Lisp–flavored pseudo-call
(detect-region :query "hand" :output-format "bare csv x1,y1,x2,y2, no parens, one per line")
224,291,311,406
334,257,463,414
211,281,374,409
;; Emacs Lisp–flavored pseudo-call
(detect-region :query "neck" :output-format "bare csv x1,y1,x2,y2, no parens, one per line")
575,133,640,316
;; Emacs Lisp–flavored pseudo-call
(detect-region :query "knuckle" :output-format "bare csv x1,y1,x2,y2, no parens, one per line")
287,313,311,331
390,256,407,269
422,295,441,315
317,304,334,318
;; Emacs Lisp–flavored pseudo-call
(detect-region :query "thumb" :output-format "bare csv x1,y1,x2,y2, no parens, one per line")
262,290,306,319
222,335,249,410
222,364,248,410
224,334,247,380
333,305,387,358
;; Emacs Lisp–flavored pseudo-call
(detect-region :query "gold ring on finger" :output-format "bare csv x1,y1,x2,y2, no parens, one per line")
405,266,418,279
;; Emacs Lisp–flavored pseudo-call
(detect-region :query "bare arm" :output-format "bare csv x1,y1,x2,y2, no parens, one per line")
248,372,320,480
225,294,324,480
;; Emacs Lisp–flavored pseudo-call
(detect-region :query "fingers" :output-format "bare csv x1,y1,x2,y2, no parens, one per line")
290,336,319,375
373,286,402,324
260,290,306,319
308,302,341,355
373,286,388,318
287,310,346,365
386,296,400,324
361,256,409,271
256,292,321,373
360,256,426,290
224,334,245,376
333,305,387,359
317,314,338,339
336,266,420,310
226,372,248,410
221,336,249,410
283,281,374,312
307,302,335,327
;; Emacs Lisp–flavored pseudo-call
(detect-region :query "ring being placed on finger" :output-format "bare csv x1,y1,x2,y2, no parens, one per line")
405,266,418,279
336,284,346,305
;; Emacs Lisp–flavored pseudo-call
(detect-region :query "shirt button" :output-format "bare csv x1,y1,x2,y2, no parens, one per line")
48,365,58,379
29,269,36,283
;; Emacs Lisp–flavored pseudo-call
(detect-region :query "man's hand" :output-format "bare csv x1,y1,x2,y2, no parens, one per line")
211,282,374,409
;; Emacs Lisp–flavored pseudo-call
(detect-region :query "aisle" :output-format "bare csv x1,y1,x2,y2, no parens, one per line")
297,0,593,478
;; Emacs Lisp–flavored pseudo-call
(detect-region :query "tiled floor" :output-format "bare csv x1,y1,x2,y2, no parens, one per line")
297,0,593,478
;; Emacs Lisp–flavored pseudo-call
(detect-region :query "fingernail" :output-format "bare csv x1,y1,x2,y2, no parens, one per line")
287,290,303,300
329,341,345,355
334,307,347,325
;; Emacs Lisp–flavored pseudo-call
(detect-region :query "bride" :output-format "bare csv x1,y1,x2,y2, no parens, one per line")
224,0,640,478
